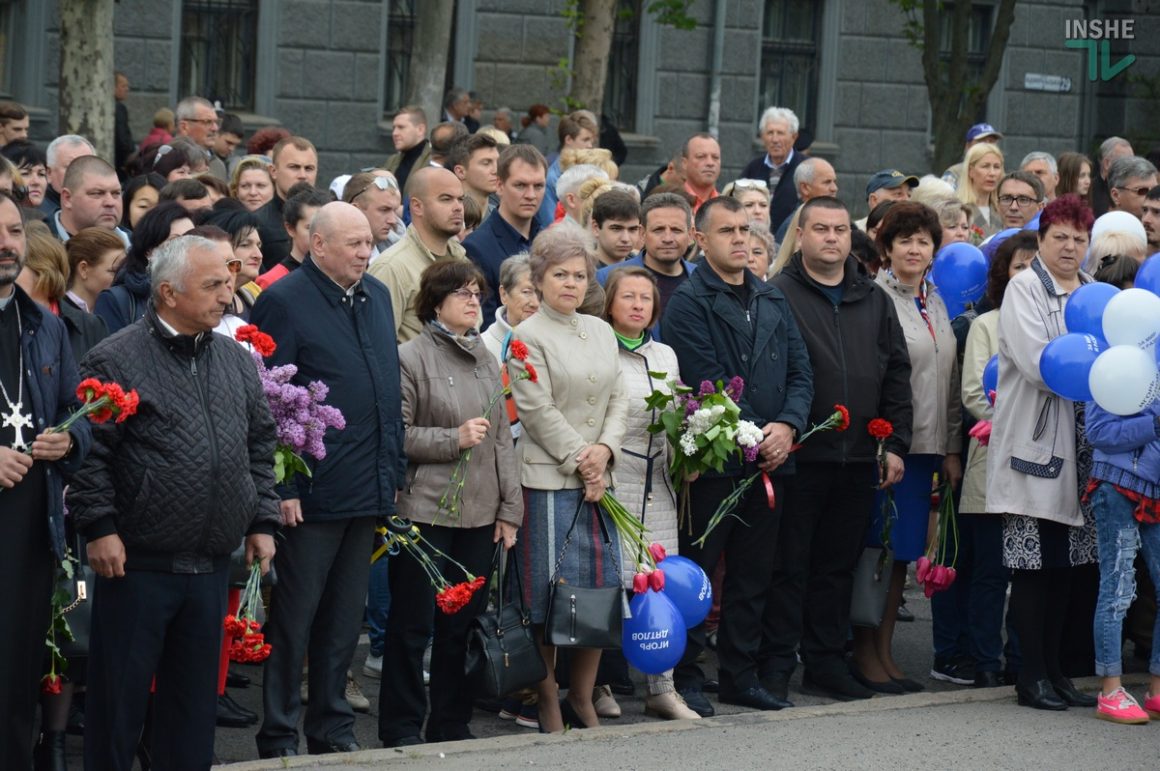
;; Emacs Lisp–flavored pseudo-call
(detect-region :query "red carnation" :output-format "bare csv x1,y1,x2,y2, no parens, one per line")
76,378,104,403
523,363,539,383
833,404,850,432
41,674,62,694
509,339,529,361
867,418,893,441
235,324,278,357
435,576,486,614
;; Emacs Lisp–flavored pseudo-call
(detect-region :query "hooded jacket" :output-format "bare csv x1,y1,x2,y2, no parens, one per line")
771,253,913,463
94,268,151,334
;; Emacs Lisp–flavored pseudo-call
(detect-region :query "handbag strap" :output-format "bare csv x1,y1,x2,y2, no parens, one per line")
549,495,622,584
490,543,529,619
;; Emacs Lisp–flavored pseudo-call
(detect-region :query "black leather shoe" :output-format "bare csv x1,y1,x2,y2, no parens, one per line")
384,736,424,748
891,677,925,693
720,684,792,710
703,678,720,693
801,670,875,701
676,688,715,717
850,668,905,694
306,738,361,754
1015,679,1067,711
973,671,1003,688
257,747,298,759
896,600,915,622
760,671,792,702
1051,677,1097,707
226,669,251,688
426,729,475,743
216,694,258,728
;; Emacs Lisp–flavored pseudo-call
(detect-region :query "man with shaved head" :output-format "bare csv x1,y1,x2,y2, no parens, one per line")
368,166,468,342
253,201,406,758
53,155,130,245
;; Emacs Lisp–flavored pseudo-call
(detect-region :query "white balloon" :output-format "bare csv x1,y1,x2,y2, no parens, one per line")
1091,211,1147,246
1102,287,1160,350
1089,345,1160,416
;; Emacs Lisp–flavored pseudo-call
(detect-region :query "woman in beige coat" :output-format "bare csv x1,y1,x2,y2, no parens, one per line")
985,195,1098,711
508,224,628,733
602,266,699,721
380,260,523,746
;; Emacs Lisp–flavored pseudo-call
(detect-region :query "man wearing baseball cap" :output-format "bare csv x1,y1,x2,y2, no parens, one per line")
854,169,919,231
941,123,1004,187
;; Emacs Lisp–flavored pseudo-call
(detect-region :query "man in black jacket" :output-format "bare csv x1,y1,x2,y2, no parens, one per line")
69,235,279,769
253,202,406,758
763,197,913,702
662,196,813,716
740,107,806,233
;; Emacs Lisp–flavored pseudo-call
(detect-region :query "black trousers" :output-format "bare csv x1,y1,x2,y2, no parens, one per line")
84,568,228,771
0,499,53,770
761,462,876,676
674,474,783,695
379,522,494,744
1010,567,1073,686
258,517,375,753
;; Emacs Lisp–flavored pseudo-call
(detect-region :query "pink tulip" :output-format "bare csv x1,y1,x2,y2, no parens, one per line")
931,564,949,588
632,573,648,594
924,582,936,598
648,543,667,564
649,569,666,592
916,556,932,583
969,420,992,447
944,567,957,588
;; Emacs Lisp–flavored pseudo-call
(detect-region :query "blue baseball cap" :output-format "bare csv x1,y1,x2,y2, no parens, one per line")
966,123,1003,143
866,169,919,196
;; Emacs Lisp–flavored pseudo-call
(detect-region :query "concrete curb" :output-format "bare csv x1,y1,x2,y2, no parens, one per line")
223,673,1149,769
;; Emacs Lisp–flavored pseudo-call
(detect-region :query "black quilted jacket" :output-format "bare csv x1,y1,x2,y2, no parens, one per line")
68,306,281,573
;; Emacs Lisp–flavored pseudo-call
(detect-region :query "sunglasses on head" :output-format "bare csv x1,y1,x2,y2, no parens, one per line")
225,258,242,274
350,175,398,200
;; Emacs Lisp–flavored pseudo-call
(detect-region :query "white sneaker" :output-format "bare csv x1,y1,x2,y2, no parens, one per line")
644,691,702,720
362,654,383,679
593,684,621,718
346,672,371,713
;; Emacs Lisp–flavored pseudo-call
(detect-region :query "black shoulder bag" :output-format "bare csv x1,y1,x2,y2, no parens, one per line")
543,497,625,649
464,545,546,697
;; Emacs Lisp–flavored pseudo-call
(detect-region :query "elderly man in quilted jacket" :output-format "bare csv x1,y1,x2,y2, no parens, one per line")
68,235,280,771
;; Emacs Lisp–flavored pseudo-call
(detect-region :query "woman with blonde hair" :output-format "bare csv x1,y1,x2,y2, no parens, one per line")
955,143,1004,237
561,147,618,180
230,155,276,212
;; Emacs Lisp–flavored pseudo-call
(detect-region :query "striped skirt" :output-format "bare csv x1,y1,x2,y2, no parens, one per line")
513,487,622,625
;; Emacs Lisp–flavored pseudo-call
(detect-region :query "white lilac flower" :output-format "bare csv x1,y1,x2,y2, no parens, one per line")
680,433,699,456
736,420,763,449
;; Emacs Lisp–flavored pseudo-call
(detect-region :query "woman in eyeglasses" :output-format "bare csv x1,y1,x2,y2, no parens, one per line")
379,259,522,747
202,207,265,320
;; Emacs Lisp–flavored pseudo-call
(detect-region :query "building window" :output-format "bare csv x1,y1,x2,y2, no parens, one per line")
384,0,415,114
0,0,14,96
759,0,821,131
939,3,993,120
180,0,259,111
602,0,640,133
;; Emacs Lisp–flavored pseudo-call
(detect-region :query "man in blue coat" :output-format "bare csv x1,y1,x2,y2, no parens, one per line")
253,202,406,758
0,192,91,768
662,196,813,717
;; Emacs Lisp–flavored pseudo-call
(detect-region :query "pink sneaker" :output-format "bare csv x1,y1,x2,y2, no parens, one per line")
1144,692,1160,720
1096,688,1150,725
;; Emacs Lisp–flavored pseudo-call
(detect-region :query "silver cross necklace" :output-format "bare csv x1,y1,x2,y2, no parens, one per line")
0,302,32,452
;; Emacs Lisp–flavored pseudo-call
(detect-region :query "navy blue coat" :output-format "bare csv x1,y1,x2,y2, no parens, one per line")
250,257,406,520
463,209,541,330
661,261,814,478
94,268,150,334
741,151,805,234
8,287,92,558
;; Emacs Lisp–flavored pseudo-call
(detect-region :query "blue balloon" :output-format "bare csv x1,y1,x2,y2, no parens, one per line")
657,555,712,627
931,243,988,314
1064,282,1118,344
1136,254,1160,296
982,228,1021,263
1039,333,1104,402
622,590,687,674
982,354,999,403
1023,212,1041,231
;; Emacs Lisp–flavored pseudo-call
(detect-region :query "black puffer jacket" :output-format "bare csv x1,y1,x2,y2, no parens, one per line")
68,305,280,573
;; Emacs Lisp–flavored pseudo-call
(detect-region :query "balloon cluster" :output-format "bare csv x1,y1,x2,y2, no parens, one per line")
1040,255,1160,415
621,546,712,675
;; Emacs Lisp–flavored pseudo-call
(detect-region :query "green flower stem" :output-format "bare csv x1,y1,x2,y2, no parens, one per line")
599,492,655,570
693,471,758,547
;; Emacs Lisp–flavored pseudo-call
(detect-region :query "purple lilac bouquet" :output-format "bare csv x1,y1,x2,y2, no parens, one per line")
236,325,346,484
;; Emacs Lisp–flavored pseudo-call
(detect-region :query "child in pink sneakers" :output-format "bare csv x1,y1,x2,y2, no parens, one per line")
1085,401,1160,725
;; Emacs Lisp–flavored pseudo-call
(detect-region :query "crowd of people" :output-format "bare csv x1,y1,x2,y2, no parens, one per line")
0,86,1159,770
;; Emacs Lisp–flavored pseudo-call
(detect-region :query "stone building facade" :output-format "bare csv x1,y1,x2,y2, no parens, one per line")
4,0,1157,218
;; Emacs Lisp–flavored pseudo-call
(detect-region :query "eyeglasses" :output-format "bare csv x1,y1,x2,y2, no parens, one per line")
225,258,242,274
1115,185,1153,198
185,117,220,127
349,175,399,201
998,194,1040,207
450,288,482,302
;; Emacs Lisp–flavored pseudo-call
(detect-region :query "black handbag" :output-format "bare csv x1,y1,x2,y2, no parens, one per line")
543,498,625,649
58,528,93,662
849,546,893,628
464,546,546,698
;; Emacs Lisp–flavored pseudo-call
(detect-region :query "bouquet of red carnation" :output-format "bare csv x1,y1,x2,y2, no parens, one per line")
372,517,488,614
868,418,897,574
916,477,959,597
56,377,140,432
437,339,538,523
225,561,272,663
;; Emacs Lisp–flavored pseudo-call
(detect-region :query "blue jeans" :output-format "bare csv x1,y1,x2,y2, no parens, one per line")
1091,482,1160,677
367,553,391,657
